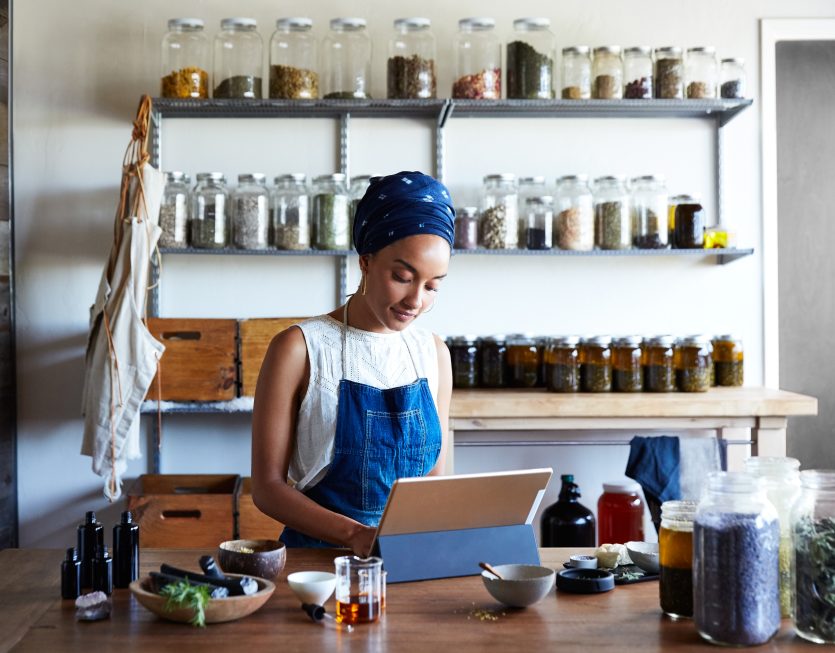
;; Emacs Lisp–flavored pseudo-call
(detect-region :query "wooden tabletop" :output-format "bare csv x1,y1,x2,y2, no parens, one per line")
1,547,814,652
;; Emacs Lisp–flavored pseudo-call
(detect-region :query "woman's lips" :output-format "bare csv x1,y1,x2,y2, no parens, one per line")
391,307,416,322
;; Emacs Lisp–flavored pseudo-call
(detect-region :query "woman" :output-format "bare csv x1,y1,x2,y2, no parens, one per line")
251,171,455,556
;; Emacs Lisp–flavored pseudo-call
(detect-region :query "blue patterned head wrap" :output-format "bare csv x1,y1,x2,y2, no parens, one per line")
353,171,456,255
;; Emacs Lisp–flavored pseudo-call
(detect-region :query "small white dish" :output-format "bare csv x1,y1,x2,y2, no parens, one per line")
481,564,555,608
287,571,336,605
625,541,660,574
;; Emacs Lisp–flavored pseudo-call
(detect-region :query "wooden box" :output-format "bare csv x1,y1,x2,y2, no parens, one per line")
147,318,237,401
239,318,306,397
127,474,240,548
236,477,284,540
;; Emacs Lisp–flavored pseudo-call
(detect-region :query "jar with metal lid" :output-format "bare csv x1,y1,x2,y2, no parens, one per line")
711,335,743,386
554,175,594,251
674,200,706,248
480,174,518,249
388,18,436,99
191,172,229,249
524,196,553,250
654,47,684,99
454,206,479,250
272,173,310,250
631,175,668,249
159,172,190,248
518,176,547,245
161,18,210,98
269,18,318,99
213,18,263,98
623,46,653,98
545,336,580,393
693,472,780,647
674,336,711,392
597,480,645,545
507,18,555,99
593,176,630,250
479,335,507,388
506,334,539,388
323,18,372,99
667,193,696,246
312,173,350,250
349,174,373,247
612,336,643,392
720,58,746,99
561,46,591,99
592,46,622,99
580,336,612,392
642,335,676,392
231,173,270,249
449,336,479,389
685,47,718,99
452,18,501,99
659,500,698,619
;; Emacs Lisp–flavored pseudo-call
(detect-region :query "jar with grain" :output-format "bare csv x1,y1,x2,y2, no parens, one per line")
720,58,746,99
159,171,190,248
449,336,479,389
554,175,594,250
479,335,507,388
453,18,501,99
545,336,580,393
659,500,698,619
642,335,676,392
161,18,210,98
387,18,437,99
191,172,229,249
272,173,310,250
685,47,718,99
654,47,684,99
580,336,612,392
561,46,591,99
269,18,318,99
674,200,705,248
592,46,622,99
232,173,270,250
213,18,263,98
631,175,668,249
524,196,553,250
711,335,743,386
454,206,479,250
480,174,518,249
623,46,653,98
612,336,643,392
593,176,630,250
506,334,539,388
674,335,712,392
323,18,372,99
312,173,350,250
507,18,555,99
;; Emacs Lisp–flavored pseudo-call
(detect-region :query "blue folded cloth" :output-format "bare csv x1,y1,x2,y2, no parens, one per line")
626,435,682,505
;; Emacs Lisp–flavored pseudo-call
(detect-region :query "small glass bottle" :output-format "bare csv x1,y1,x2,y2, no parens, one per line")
545,336,580,393
92,545,113,596
524,196,553,250
454,206,479,250
580,335,612,392
541,474,596,547
561,46,591,99
77,511,103,590
631,175,669,249
449,336,479,389
480,174,519,249
623,46,653,99
452,18,501,99
720,58,746,99
685,46,718,99
597,481,645,545
323,18,372,99
592,46,622,99
232,173,270,250
506,334,539,388
112,511,140,589
659,500,697,619
349,174,373,246
479,335,507,387
312,173,350,250
674,335,712,392
711,335,744,386
554,175,594,251
269,17,318,99
388,18,437,99
61,547,81,600
191,172,229,249
612,336,643,392
673,200,706,248
161,18,210,98
213,18,263,98
593,176,630,250
272,173,310,250
507,18,555,99
159,171,190,248
642,335,676,392
654,47,684,99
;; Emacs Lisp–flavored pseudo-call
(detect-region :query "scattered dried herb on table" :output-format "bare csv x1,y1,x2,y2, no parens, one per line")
794,516,835,643
161,67,209,98
214,75,262,99
624,77,652,99
269,65,318,99
506,40,554,99
387,55,437,99
452,69,501,99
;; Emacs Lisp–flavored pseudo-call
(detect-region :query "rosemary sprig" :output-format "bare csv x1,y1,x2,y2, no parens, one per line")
159,579,211,627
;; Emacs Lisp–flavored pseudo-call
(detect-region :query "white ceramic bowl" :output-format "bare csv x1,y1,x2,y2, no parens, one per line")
625,541,660,574
287,571,336,605
481,564,556,608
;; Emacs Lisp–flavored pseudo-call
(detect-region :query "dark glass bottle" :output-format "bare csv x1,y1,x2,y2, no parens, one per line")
113,511,140,588
540,474,596,547
92,545,113,595
60,547,81,600
77,510,103,589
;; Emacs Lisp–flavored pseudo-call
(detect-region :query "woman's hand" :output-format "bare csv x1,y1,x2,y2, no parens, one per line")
347,523,377,557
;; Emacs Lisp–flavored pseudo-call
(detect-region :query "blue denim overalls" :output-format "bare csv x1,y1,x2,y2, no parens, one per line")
280,305,442,547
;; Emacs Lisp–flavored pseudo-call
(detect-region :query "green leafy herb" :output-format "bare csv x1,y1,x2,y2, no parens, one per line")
795,516,835,642
159,580,211,628
619,569,645,582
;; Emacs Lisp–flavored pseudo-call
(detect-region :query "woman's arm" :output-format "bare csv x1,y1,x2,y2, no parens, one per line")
428,333,452,476
251,327,375,555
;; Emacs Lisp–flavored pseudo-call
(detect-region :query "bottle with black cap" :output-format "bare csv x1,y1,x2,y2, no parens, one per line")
92,544,113,595
60,547,81,600
77,511,103,589
113,511,140,588
540,474,596,547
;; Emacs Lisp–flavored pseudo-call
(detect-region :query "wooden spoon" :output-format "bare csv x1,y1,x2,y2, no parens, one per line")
479,562,504,580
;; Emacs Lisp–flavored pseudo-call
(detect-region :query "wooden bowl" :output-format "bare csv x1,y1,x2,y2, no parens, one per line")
129,573,275,624
218,539,287,580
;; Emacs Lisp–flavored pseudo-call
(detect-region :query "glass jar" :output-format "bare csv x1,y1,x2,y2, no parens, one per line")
744,456,801,618
506,334,539,388
349,174,373,247
454,206,479,250
593,176,630,250
161,18,210,98
545,336,580,393
630,175,668,249
452,18,501,99
711,335,743,386
387,18,436,99
623,46,653,99
506,18,555,99
673,200,706,248
659,500,698,619
191,172,229,249
693,472,780,647
592,46,622,99
524,196,553,250
642,335,676,392
231,173,270,250
561,46,591,99
272,173,310,250
269,17,318,99
449,336,479,389
554,175,594,251
667,193,696,245
312,173,350,250
597,481,645,545
479,336,507,388
579,336,612,392
685,46,718,99
213,18,263,98
323,18,372,99
535,336,549,387
612,336,643,392
674,336,712,392
518,176,547,245
792,469,835,645
480,174,518,249
720,58,746,99
654,47,684,99
159,171,190,248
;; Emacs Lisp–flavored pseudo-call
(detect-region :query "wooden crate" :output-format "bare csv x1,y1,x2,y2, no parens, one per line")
239,318,306,397
127,474,240,548
147,318,237,401
236,477,284,540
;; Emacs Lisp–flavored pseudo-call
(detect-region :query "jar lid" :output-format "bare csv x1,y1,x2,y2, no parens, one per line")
603,481,641,494
593,175,625,184
706,471,762,494
624,46,652,56
687,46,716,55
238,173,267,184
196,172,226,182
525,195,554,205
458,17,496,31
612,335,642,347
556,174,589,184
721,57,745,65
221,17,257,30
330,17,366,31
799,469,835,491
165,171,188,182
581,335,611,346
670,193,698,202
593,46,621,56
660,499,698,518
314,173,347,183
483,173,517,183
394,17,431,30
513,17,551,30
168,18,204,30
679,334,711,347
507,333,536,344
630,174,666,184
562,45,590,56
643,335,676,346
745,456,801,477
449,335,478,344
711,333,740,342
274,173,307,184
481,334,506,343
654,46,682,57
551,336,580,346
519,176,546,186
276,17,313,31
457,206,479,218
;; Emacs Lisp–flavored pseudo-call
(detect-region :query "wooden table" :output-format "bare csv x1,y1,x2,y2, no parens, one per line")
0,547,815,652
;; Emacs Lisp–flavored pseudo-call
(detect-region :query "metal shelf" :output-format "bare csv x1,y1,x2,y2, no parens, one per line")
452,247,754,264
158,247,354,256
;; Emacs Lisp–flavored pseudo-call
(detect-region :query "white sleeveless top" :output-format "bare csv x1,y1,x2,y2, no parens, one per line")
289,314,440,491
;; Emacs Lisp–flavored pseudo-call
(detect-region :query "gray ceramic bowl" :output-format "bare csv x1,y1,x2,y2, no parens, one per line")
218,539,287,580
481,564,556,608
625,541,660,574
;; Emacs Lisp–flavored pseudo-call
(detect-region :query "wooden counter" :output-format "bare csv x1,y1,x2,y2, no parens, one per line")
1,547,813,652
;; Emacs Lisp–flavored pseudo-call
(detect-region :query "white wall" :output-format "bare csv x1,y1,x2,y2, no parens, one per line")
13,0,835,547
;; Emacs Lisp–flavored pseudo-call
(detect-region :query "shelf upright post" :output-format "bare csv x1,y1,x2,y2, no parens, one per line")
715,114,724,229
148,101,163,473
338,111,351,305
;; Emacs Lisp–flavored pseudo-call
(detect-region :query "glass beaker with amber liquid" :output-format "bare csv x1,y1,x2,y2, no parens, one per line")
334,556,383,624
659,500,697,619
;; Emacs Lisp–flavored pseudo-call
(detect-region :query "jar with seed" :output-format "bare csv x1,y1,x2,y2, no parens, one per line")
561,46,591,99
642,335,676,392
518,176,547,245
592,46,622,99
191,172,229,249
453,18,501,99
454,206,479,250
524,196,553,250
271,173,310,250
667,193,696,245
506,334,539,388
269,17,318,99
161,18,209,98
545,336,580,393
580,336,612,392
673,200,705,248
213,18,263,98
479,335,507,387
593,176,630,250
631,175,668,249
554,175,594,250
159,171,190,248
654,47,684,99
232,174,270,249
349,174,373,247
711,335,743,386
387,18,436,99
312,173,350,250
720,58,746,99
507,17,555,99
612,336,643,392
685,47,718,99
623,46,653,98
480,174,518,249
323,18,372,99
674,335,711,392
449,336,479,389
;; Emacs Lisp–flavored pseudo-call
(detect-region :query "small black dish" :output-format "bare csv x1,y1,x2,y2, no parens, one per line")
556,568,615,594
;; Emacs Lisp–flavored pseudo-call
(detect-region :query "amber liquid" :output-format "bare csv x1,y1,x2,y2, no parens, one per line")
336,595,380,624
659,526,693,618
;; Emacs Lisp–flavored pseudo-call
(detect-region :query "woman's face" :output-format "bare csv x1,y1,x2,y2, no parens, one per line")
361,234,451,332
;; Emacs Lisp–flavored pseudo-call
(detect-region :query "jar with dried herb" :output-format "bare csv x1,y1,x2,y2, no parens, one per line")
545,336,580,393
630,175,668,249
654,47,684,99
623,46,653,99
507,18,555,99
387,18,436,99
561,46,591,99
524,196,553,250
612,336,643,392
161,18,209,98
685,47,718,99
454,206,479,250
453,18,501,99
480,174,519,249
269,17,319,99
554,175,594,250
720,58,746,99
479,335,507,388
659,500,697,619
323,18,372,99
312,173,350,250
642,335,676,392
449,336,480,389
592,46,622,99
349,174,373,247
593,176,630,250
159,171,190,248
190,172,229,249
711,335,743,386
231,173,270,250
580,336,612,392
506,334,539,388
271,173,310,250
667,193,696,245
673,201,705,248
674,336,711,392
213,18,263,98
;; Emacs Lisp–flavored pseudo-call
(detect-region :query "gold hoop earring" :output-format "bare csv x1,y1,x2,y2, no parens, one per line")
361,273,367,296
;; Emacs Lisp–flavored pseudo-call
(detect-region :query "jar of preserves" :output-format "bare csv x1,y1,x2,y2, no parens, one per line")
642,335,676,392
323,18,372,99
232,173,270,249
524,196,553,250
535,336,549,387
612,336,643,392
449,336,479,389
597,481,645,545
654,47,684,99
580,336,612,392
593,176,630,250
454,206,479,250
479,336,507,387
623,46,653,98
506,334,538,388
480,174,518,249
272,173,310,250
452,18,501,99
507,18,555,99
545,336,580,393
659,500,698,619
269,17,318,99
673,200,705,248
554,175,594,251
191,172,229,249
631,175,668,249
388,18,436,99
711,335,743,386
161,18,210,98
694,472,780,647
592,46,622,99
561,46,591,99
349,174,373,246
312,173,350,250
685,46,718,99
159,171,190,248
213,18,263,98
674,336,711,392
720,58,746,99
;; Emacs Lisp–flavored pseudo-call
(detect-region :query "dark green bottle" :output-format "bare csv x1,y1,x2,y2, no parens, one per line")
540,474,596,547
